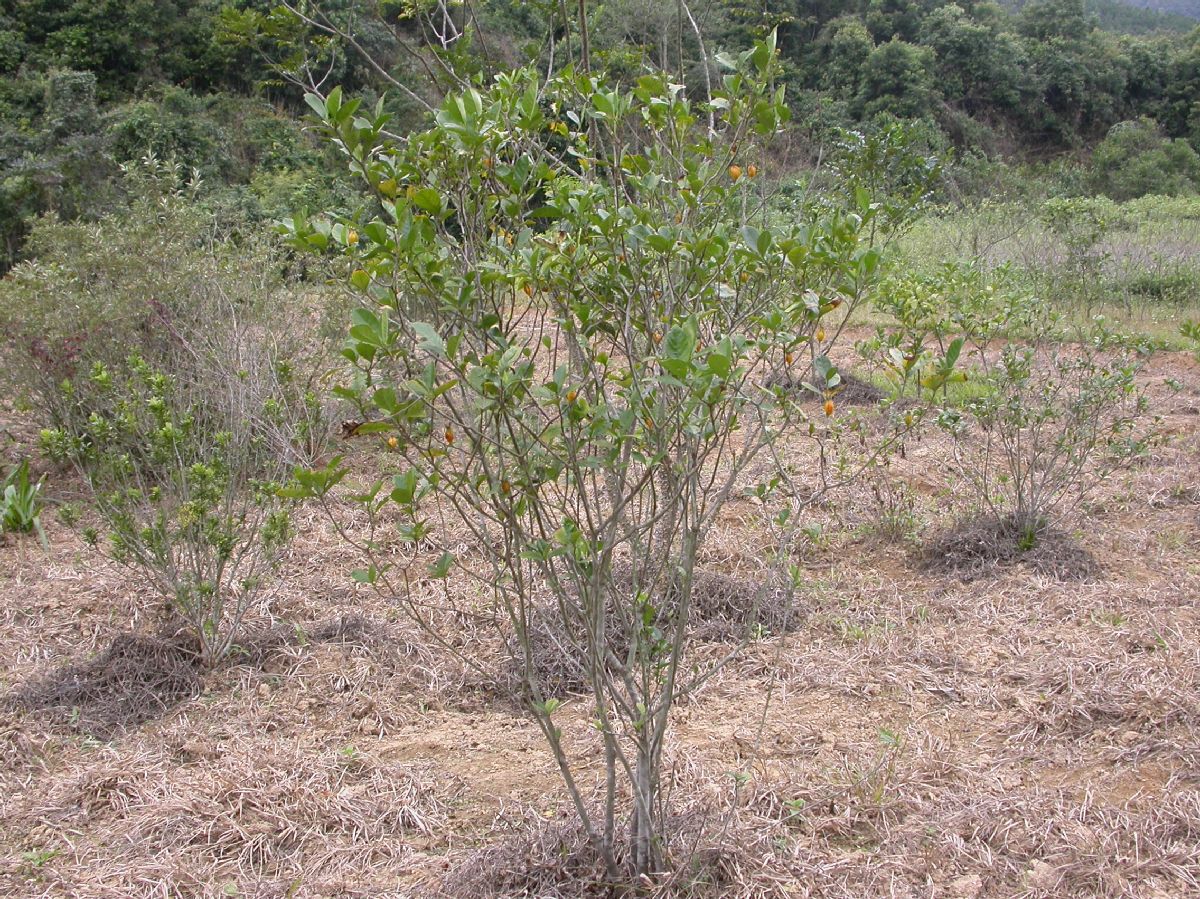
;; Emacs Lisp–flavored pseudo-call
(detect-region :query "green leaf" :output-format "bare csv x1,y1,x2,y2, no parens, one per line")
663,323,695,362
429,551,454,579
304,93,327,119
411,188,443,215
411,322,445,357
351,566,377,584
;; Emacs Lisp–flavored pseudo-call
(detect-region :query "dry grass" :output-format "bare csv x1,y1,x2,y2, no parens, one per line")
1,350,1199,897
918,514,1102,582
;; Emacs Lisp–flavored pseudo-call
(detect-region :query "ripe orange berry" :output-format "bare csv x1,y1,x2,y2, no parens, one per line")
785,352,794,365
444,427,455,444
566,390,577,403
652,331,663,344
728,164,743,182
823,399,835,417
747,164,759,178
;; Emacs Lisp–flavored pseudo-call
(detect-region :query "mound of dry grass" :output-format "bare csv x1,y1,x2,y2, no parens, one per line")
918,514,1101,581
6,615,416,739
8,632,203,738
765,370,887,408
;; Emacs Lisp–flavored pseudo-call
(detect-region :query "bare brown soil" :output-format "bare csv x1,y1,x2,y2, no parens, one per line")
2,350,1199,898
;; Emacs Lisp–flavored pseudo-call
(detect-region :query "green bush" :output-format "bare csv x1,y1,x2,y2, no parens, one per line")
42,353,296,666
284,37,935,881
2,157,335,664
0,155,331,454
939,293,1149,546
1090,118,1200,202
1,459,47,546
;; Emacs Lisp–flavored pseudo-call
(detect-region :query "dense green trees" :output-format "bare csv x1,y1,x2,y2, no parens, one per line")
2,0,1200,270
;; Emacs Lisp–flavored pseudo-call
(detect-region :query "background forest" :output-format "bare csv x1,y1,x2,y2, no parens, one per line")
3,0,1200,271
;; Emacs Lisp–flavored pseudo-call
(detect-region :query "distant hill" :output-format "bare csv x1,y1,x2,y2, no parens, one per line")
1091,0,1198,32
1115,0,1200,20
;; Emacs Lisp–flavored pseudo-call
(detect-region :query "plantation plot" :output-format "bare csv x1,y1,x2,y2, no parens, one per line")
3,28,1200,899
0,344,1198,897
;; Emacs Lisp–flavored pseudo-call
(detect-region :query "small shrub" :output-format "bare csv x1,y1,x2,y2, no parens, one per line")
1038,195,1120,315
42,354,295,666
940,298,1149,547
1,459,47,545
1183,320,1200,359
3,157,332,666
286,37,939,882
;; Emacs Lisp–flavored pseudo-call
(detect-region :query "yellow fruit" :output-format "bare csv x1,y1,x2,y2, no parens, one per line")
728,165,743,182
347,229,359,245
816,327,826,343
747,164,759,178
785,352,794,365
566,390,577,403
823,399,835,417
739,271,750,284
387,436,398,449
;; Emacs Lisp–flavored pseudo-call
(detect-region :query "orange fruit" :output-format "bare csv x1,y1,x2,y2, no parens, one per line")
747,164,758,178
566,390,577,403
522,284,534,298
387,436,398,449
444,427,455,444
728,165,743,182
823,399,835,417
500,480,511,494
785,352,794,365
652,331,662,344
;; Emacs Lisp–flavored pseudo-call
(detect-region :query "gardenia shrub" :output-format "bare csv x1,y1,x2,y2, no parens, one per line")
285,35,936,880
